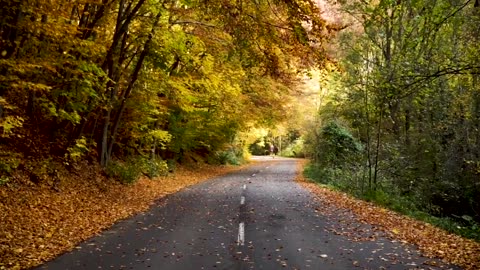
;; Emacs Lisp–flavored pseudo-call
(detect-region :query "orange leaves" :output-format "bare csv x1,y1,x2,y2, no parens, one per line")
0,162,246,269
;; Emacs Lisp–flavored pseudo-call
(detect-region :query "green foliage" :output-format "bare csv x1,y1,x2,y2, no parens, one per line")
0,115,24,137
305,165,480,241
0,150,21,185
106,156,169,183
364,190,480,241
106,159,142,184
138,157,169,178
166,159,176,173
303,163,326,184
249,138,269,155
25,158,61,185
281,138,305,158
304,164,339,185
322,121,362,151
215,151,238,165
65,137,93,164
0,0,330,187
303,0,480,237
315,121,363,166
0,176,9,185
211,147,245,165
304,163,364,194
363,189,480,241
145,130,172,150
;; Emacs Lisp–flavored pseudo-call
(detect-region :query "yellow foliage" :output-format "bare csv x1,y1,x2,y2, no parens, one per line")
0,116,24,138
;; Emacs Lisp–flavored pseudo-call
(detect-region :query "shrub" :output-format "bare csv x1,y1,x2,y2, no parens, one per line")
216,151,239,165
106,156,170,183
212,148,245,165
317,121,363,166
105,159,141,184
0,150,21,185
64,136,92,165
139,157,168,178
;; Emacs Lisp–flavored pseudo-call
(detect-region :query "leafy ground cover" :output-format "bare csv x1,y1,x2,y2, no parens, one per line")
296,160,480,270
303,162,480,242
0,161,248,270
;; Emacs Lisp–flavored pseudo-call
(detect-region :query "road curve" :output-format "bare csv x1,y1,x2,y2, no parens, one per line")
35,157,460,270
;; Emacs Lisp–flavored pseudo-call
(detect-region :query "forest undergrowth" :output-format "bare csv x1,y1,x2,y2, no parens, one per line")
297,160,480,270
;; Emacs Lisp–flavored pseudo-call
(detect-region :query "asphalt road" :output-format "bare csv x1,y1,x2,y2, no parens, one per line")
35,157,460,270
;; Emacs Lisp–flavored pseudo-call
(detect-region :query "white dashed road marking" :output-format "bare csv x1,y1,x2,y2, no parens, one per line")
238,222,245,246
238,183,248,246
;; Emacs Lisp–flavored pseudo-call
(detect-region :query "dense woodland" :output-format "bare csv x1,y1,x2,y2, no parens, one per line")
0,0,332,182
305,0,480,239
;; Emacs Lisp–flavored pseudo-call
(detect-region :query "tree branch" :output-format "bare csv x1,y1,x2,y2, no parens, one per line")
171,20,218,28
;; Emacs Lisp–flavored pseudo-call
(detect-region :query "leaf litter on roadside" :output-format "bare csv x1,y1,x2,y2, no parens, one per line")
0,162,248,270
296,160,480,270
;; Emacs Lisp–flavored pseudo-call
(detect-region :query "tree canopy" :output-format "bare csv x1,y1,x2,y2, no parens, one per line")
0,0,333,175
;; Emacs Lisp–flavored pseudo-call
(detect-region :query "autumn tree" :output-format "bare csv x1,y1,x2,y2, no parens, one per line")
306,0,480,234
0,0,333,183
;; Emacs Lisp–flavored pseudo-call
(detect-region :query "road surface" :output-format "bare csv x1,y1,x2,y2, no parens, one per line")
35,157,460,269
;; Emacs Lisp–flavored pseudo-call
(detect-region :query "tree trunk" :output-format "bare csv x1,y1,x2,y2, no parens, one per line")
100,107,111,166
107,11,162,160
405,107,411,146
373,100,384,191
